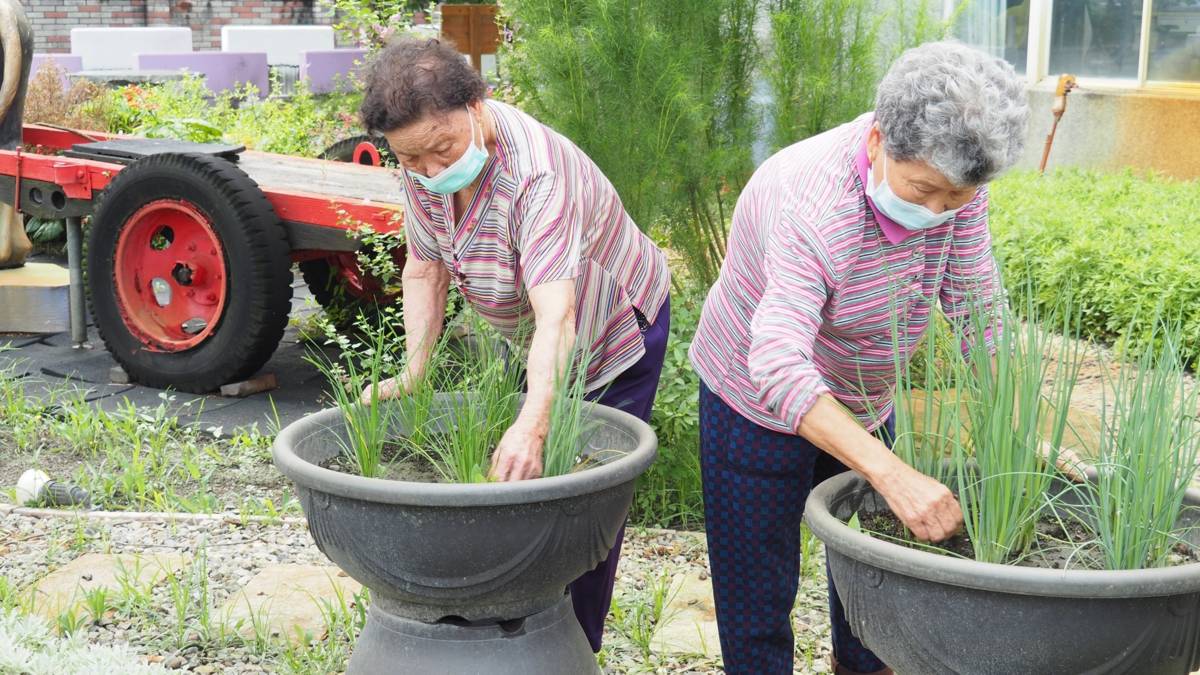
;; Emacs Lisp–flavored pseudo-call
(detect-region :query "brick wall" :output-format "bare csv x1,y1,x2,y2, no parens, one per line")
19,0,343,54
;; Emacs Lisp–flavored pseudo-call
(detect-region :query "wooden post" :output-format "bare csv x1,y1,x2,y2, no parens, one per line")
440,4,500,73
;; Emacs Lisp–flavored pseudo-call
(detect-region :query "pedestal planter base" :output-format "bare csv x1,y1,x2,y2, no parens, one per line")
349,595,598,675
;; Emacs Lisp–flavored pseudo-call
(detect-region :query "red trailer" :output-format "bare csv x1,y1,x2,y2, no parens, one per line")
0,125,404,393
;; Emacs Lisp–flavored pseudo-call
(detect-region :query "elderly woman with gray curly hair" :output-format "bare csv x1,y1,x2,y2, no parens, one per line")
689,41,1030,674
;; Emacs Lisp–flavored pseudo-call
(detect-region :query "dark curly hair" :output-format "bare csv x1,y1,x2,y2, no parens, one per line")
359,38,487,134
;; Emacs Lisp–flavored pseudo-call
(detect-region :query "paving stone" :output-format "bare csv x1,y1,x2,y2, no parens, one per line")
29,552,190,620
219,564,362,644
651,572,721,658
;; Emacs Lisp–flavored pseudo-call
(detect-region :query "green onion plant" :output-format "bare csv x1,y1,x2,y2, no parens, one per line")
949,296,1082,564
1089,324,1200,570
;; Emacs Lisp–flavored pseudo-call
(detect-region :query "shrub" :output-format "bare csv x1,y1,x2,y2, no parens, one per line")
502,0,760,287
989,169,1200,367
21,63,108,131
632,288,705,529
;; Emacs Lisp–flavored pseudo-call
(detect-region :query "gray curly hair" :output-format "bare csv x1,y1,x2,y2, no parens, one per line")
875,41,1030,187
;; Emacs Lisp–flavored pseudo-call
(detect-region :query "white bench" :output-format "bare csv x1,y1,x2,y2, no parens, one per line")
220,26,335,66
70,27,192,71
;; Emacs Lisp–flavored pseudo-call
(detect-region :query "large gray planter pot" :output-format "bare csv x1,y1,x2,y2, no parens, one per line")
805,472,1200,675
273,396,656,674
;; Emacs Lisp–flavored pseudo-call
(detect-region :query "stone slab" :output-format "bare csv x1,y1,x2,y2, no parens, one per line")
651,572,721,658
221,26,335,66
220,564,362,644
29,552,190,620
70,27,193,71
137,51,269,95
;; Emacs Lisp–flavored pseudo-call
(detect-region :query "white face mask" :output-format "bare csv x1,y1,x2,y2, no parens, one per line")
866,151,961,231
409,106,488,195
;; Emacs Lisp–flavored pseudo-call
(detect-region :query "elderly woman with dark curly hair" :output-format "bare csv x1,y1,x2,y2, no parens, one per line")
689,41,1030,674
357,39,671,654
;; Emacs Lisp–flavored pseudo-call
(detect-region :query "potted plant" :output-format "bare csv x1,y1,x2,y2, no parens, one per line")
805,305,1200,674
274,322,657,672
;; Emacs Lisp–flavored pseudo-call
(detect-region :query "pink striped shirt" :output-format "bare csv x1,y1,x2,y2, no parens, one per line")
402,100,671,390
689,113,1001,434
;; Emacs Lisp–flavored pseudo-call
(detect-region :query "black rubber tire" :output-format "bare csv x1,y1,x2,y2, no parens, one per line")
317,134,396,167
88,152,293,393
298,255,395,332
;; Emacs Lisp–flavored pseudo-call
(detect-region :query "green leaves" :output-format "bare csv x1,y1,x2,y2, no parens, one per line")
990,169,1200,369
1088,323,1200,570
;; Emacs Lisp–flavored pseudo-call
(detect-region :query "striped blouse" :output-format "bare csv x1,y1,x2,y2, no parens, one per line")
402,100,671,391
689,113,1001,434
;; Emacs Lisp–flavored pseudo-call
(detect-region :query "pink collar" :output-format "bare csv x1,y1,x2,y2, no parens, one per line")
854,121,919,245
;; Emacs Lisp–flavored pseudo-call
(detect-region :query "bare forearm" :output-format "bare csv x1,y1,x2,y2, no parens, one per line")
796,396,901,483
517,312,575,434
401,263,449,377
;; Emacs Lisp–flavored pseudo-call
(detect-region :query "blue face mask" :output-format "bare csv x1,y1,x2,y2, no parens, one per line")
411,106,488,195
866,152,960,231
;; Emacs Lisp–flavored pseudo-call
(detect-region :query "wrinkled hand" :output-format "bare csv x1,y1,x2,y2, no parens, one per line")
359,370,416,405
1039,441,1088,482
489,423,546,482
875,463,963,543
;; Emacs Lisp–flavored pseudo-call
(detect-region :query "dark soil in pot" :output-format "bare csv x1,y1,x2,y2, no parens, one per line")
318,438,614,482
859,510,1200,570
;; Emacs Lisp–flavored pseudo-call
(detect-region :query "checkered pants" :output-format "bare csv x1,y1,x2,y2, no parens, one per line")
699,382,892,674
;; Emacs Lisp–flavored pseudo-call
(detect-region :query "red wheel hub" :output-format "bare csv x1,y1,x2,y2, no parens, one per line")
352,141,383,166
113,199,227,352
330,251,399,303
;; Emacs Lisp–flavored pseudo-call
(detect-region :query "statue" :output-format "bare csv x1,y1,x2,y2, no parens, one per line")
0,0,33,269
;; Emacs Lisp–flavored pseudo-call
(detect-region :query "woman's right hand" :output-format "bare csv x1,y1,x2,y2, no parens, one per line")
872,461,963,543
359,369,417,404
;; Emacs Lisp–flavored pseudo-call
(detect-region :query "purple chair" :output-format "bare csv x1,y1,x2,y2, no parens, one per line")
136,52,270,95
30,54,83,89
300,49,368,94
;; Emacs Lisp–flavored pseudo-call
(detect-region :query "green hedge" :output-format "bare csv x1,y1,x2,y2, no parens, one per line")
990,169,1200,367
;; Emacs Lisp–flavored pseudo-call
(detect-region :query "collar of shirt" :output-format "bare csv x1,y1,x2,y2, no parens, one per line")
853,117,918,246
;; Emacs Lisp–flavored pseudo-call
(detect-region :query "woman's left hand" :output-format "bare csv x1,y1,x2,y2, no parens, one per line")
489,422,546,481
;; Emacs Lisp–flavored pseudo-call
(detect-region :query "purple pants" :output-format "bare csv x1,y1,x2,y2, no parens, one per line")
570,295,671,652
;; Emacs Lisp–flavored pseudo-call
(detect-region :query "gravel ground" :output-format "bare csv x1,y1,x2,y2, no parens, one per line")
0,509,836,674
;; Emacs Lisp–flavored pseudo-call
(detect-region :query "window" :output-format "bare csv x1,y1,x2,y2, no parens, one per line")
955,0,1031,74
953,0,1200,86
1150,0,1200,82
1049,0,1143,80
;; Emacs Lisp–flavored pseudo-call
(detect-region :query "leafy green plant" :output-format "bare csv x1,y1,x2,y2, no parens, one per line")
320,0,434,50
1088,324,1200,570
81,587,110,626
990,169,1200,368
608,569,677,661
947,298,1083,564
634,291,704,529
503,0,760,287
307,317,401,478
415,331,523,483
767,0,955,151
890,307,960,487
768,0,881,149
542,342,598,477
